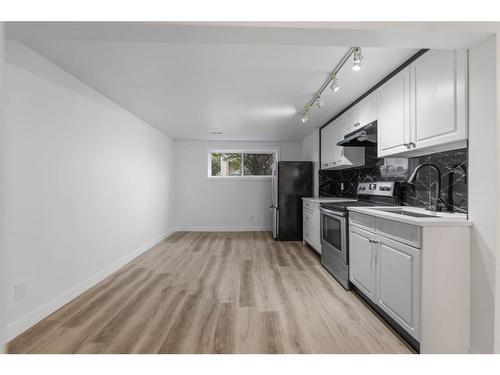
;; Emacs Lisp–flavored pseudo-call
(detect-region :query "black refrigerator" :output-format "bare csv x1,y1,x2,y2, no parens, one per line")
271,161,313,241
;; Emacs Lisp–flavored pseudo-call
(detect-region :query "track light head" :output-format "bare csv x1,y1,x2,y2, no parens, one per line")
300,112,309,124
352,47,363,71
330,75,340,92
315,97,324,108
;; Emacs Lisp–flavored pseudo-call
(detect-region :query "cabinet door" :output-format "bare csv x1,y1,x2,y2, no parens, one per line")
320,124,334,169
321,116,354,169
349,226,376,301
411,49,467,150
358,92,378,128
333,117,343,163
376,236,421,340
344,106,359,135
334,113,365,168
377,67,411,157
345,94,377,135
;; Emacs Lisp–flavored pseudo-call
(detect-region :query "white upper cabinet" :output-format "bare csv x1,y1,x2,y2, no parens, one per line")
332,114,345,163
377,49,468,157
377,67,411,157
320,120,336,169
320,113,364,170
410,49,468,151
345,92,377,135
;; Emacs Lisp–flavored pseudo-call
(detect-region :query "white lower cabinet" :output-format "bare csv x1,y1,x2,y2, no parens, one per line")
348,212,472,353
349,221,422,341
302,201,321,253
349,226,376,300
376,236,421,340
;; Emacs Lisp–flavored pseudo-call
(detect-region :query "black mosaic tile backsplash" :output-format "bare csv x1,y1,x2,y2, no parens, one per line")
319,147,468,213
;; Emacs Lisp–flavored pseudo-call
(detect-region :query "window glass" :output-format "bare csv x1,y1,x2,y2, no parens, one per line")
211,153,242,176
208,151,276,178
243,153,274,176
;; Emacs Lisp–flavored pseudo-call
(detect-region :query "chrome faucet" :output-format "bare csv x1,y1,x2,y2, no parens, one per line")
407,163,446,212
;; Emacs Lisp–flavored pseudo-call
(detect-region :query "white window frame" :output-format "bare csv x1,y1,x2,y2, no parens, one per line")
206,148,280,180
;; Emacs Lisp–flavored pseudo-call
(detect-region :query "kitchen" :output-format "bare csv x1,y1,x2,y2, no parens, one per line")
295,48,471,353
1,20,499,359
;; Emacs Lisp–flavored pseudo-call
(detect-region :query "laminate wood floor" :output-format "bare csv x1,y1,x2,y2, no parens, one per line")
8,231,412,354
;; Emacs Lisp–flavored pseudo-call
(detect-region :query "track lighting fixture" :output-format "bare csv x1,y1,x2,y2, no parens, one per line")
352,47,363,71
299,47,363,124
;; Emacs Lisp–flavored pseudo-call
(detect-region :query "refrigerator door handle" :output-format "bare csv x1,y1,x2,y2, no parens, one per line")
271,162,277,207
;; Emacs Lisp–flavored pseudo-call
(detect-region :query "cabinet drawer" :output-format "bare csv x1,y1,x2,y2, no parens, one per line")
303,200,315,210
349,212,376,232
303,209,314,227
376,218,421,249
303,227,313,244
303,220,313,233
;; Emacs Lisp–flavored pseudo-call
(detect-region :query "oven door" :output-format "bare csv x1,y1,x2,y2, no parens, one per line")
320,208,347,265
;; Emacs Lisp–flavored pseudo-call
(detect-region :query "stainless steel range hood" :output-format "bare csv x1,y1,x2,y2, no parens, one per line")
337,122,377,147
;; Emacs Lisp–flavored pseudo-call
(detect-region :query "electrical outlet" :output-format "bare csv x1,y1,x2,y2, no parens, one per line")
14,283,27,300
340,182,344,191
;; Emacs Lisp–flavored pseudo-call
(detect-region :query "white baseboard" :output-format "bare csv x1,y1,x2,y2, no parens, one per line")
5,229,174,342
175,226,271,232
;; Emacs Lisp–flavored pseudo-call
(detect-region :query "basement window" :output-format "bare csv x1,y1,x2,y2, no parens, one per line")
207,150,278,179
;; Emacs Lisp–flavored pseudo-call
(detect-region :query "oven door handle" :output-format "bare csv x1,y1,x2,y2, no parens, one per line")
320,208,346,218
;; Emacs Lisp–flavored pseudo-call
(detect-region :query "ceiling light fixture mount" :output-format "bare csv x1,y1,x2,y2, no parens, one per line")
299,47,363,124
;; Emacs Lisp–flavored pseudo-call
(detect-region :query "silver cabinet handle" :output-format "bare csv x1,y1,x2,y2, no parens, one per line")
368,239,378,244
354,122,361,127
409,142,416,148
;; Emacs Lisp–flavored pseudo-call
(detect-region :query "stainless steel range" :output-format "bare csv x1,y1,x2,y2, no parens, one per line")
319,181,400,289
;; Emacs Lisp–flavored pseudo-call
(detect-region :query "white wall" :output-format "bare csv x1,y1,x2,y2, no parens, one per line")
174,140,301,231
301,129,320,197
3,41,176,340
0,22,6,352
496,34,500,355
469,36,498,353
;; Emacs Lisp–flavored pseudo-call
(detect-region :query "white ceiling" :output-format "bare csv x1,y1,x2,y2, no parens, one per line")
6,23,492,141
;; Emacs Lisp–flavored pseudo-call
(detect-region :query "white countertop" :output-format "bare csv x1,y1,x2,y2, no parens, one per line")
302,197,357,204
348,206,472,227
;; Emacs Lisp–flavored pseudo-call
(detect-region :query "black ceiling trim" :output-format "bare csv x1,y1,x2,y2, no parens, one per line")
319,49,429,131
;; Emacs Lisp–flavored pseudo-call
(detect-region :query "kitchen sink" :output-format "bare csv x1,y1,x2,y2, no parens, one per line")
370,208,442,218
386,210,441,218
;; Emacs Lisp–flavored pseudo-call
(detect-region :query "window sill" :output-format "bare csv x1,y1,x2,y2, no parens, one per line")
206,176,272,181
